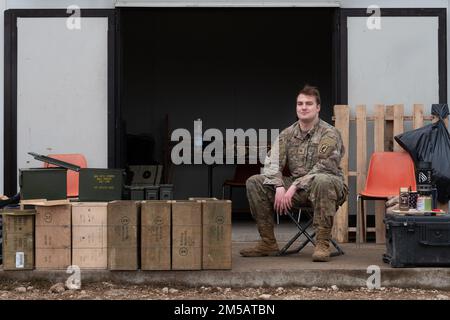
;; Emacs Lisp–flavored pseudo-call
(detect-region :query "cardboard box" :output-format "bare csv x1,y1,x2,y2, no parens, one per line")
72,203,107,225
202,200,232,270
171,201,202,270
35,204,71,270
35,249,71,270
107,201,139,270
1,209,35,270
72,226,107,248
71,202,107,269
72,248,108,269
141,200,171,270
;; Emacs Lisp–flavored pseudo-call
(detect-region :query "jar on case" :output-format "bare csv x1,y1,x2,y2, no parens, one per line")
408,191,418,209
417,195,432,211
399,187,410,211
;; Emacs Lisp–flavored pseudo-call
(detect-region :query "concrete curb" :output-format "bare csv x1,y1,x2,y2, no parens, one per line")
1,268,450,290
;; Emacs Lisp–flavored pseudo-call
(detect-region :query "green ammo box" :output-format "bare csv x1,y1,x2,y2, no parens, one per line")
123,186,131,200
25,153,124,202
19,168,67,200
130,185,145,200
78,169,124,202
145,186,160,200
124,185,158,200
159,184,174,200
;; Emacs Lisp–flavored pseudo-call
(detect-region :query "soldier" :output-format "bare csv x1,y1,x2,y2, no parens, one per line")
240,85,348,262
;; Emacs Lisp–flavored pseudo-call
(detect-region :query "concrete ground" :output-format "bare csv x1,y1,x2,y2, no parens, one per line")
1,220,450,290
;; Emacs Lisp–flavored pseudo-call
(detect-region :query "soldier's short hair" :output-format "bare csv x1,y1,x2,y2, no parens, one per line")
299,85,321,105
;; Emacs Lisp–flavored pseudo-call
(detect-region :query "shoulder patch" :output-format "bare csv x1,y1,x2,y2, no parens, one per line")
318,136,337,156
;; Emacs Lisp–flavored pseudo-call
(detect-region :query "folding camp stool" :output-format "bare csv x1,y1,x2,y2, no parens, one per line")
278,207,345,257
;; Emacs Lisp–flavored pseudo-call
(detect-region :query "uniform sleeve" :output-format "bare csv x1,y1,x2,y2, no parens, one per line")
261,129,288,187
292,129,344,191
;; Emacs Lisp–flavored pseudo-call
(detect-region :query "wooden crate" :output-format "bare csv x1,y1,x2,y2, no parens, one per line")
35,204,71,270
71,202,108,270
201,200,232,270
36,249,71,270
141,200,171,270
171,201,202,270
333,104,449,243
1,209,35,270
107,201,140,270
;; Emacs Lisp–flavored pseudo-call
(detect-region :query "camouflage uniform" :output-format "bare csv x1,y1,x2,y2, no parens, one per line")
246,119,348,238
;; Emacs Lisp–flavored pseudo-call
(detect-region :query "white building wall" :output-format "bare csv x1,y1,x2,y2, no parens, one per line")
0,0,114,194
0,0,4,195
16,18,109,173
1,0,448,194
348,16,440,112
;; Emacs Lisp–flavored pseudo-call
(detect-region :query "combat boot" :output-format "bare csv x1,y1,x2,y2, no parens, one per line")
240,225,279,257
312,227,332,262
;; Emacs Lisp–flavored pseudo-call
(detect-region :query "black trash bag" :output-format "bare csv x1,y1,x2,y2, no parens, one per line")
394,104,450,204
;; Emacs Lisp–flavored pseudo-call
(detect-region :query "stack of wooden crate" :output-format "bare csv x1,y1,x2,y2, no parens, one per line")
35,203,71,270
2,199,232,271
107,201,139,270
202,200,232,270
71,202,108,269
2,209,35,270
171,200,203,270
141,199,232,270
141,200,171,270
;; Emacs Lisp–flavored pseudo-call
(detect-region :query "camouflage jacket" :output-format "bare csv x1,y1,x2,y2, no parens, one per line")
262,119,346,191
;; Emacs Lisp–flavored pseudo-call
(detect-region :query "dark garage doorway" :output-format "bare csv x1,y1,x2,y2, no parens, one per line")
119,7,337,204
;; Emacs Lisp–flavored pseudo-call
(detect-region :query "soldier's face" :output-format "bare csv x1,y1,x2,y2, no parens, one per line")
296,94,320,123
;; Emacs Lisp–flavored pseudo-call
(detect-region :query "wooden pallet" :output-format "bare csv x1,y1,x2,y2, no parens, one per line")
332,104,449,243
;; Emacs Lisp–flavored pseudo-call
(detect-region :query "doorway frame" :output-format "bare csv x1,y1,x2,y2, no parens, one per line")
3,9,117,195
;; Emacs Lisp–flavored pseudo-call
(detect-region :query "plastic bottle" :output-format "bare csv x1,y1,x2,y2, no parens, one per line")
431,186,438,209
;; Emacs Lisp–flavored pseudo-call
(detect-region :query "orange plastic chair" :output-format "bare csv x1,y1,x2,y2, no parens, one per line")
43,154,88,197
357,152,416,243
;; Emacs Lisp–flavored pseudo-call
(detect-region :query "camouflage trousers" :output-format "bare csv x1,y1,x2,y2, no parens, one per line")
246,174,348,230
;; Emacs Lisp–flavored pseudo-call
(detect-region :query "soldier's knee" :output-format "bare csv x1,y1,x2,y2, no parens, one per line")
246,174,264,191
311,174,330,190
310,174,338,203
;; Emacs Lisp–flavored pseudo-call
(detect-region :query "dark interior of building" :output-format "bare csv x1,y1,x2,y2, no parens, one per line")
120,7,336,213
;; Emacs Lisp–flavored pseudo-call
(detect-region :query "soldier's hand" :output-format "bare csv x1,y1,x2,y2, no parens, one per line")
274,187,286,214
283,185,297,212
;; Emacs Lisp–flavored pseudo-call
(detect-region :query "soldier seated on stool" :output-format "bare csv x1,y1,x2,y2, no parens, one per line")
240,85,348,262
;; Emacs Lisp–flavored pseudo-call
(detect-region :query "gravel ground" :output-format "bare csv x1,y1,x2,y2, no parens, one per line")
0,280,449,300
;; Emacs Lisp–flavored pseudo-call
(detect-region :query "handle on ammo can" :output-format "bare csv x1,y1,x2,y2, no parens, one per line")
27,152,81,172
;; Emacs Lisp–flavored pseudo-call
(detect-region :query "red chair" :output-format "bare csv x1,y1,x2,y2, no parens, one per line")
357,152,416,243
43,154,87,197
222,164,262,212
